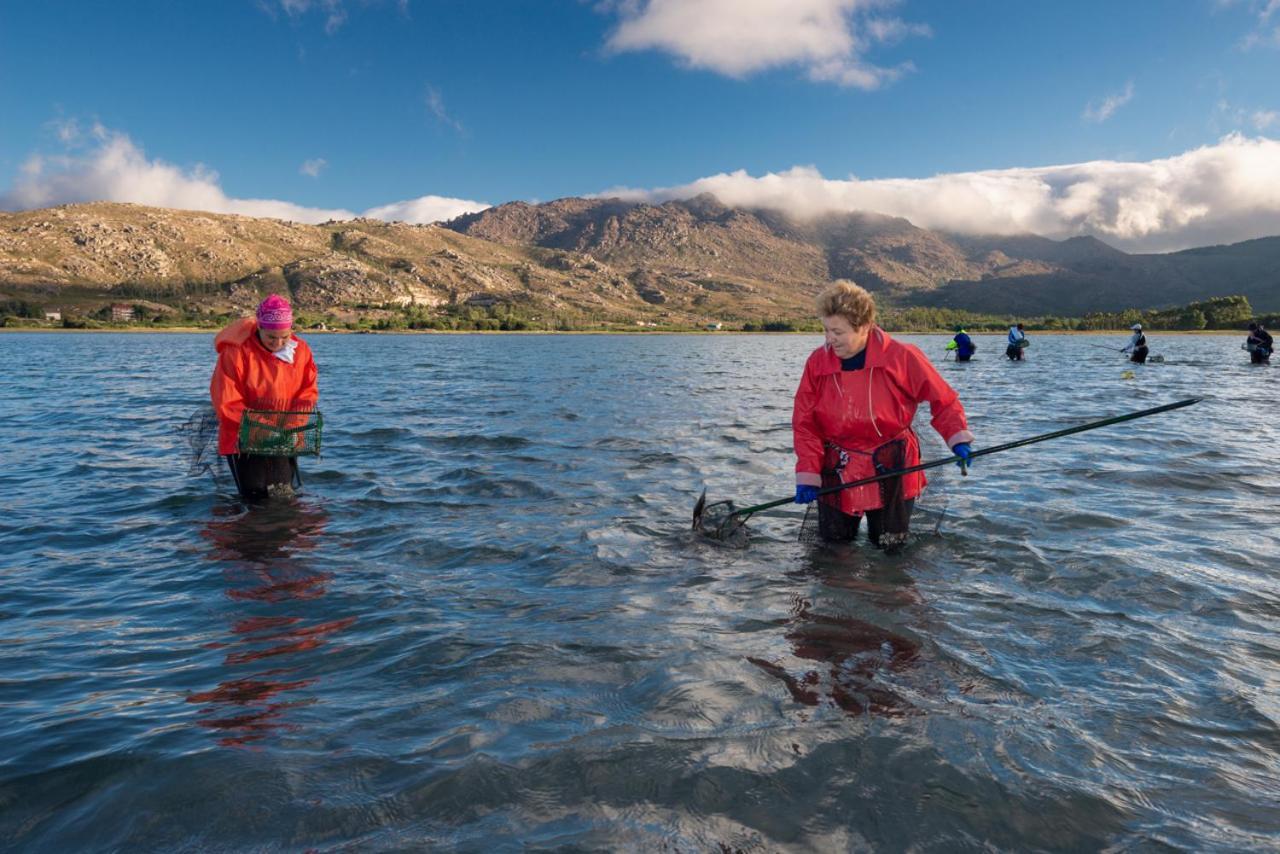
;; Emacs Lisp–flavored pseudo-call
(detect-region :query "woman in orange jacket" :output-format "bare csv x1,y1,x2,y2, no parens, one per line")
209,294,318,499
792,281,975,550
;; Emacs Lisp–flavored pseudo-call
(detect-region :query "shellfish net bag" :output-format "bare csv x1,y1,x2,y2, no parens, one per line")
238,404,323,456
178,405,220,477
798,414,952,545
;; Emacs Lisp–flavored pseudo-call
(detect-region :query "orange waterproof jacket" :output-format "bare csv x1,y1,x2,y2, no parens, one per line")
209,317,318,455
793,327,973,515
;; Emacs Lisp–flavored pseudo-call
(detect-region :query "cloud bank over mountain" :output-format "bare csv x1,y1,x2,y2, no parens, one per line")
364,195,490,224
0,125,487,226
601,135,1280,252
0,125,356,223
4,123,1280,252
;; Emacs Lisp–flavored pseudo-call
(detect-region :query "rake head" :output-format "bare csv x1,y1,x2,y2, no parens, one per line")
691,489,750,542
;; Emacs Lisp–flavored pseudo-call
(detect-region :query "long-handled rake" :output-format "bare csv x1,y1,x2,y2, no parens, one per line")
693,398,1201,540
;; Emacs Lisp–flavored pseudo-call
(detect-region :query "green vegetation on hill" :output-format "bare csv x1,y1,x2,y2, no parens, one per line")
739,296,1259,334
0,291,1266,335
0,299,43,318
1075,295,1254,331
877,295,1257,333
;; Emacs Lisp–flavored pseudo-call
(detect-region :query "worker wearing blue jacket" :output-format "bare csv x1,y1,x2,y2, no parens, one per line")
946,327,976,361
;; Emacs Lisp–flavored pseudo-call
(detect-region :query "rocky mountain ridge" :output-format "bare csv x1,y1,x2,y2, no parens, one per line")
2,198,1278,323
1,202,805,325
448,195,1280,314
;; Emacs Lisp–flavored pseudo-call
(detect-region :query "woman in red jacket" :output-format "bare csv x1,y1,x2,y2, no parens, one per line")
210,294,318,499
793,281,974,550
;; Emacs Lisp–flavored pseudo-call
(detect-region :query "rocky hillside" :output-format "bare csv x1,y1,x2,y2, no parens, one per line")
3,199,1279,324
0,202,818,325
448,195,1280,314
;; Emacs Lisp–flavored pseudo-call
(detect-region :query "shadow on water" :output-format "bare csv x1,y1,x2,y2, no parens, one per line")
191,497,355,747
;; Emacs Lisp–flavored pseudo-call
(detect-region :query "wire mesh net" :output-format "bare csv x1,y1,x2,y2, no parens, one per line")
692,497,752,548
177,405,220,476
238,406,323,457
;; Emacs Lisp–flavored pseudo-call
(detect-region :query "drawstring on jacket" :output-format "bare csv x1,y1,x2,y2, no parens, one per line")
868,366,882,438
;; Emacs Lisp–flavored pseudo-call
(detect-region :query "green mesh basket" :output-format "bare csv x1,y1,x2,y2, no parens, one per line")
238,407,323,456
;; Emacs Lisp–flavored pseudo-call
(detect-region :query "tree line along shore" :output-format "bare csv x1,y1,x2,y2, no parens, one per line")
0,294,1268,335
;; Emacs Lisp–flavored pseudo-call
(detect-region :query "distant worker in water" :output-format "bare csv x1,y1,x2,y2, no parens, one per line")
1246,321,1273,364
792,281,975,551
1122,323,1149,364
946,326,976,362
1005,323,1027,360
210,294,319,499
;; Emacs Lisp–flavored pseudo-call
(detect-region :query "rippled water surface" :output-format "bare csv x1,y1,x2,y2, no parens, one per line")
2,331,1278,851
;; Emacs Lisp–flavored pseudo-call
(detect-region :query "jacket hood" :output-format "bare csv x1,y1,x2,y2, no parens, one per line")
215,317,258,354
808,327,894,376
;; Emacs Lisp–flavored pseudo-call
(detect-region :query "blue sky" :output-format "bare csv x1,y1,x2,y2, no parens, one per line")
2,1,1279,250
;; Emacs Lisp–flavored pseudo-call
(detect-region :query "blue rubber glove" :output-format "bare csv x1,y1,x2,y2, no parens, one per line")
952,443,973,470
795,485,820,504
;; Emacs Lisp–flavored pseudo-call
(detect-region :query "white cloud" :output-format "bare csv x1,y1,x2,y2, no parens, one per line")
1233,0,1280,47
1242,24,1280,47
0,123,487,226
597,134,1280,252
1212,98,1280,135
1083,81,1135,123
52,118,82,145
1254,110,1280,129
362,195,489,224
274,0,348,34
300,157,328,177
0,126,355,222
10,124,1280,252
603,0,927,89
1215,98,1247,131
425,85,465,134
264,0,410,34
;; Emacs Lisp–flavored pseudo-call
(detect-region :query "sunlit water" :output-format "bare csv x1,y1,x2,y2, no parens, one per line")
1,331,1277,851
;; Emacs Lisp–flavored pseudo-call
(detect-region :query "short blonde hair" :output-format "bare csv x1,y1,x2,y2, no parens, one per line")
816,280,875,328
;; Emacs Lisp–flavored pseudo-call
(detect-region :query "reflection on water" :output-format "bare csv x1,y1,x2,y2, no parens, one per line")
751,551,923,718
749,598,921,717
204,499,330,599
191,499,353,746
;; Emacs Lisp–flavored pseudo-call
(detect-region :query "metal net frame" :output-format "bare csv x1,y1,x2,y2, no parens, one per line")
238,406,323,457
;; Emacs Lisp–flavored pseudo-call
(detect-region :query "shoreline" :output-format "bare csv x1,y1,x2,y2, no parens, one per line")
0,326,1249,336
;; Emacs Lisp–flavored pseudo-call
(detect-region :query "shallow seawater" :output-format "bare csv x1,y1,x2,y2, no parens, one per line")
1,331,1277,851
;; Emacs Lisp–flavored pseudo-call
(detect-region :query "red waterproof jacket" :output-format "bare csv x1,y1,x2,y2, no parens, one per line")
210,317,319,455
793,327,973,515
